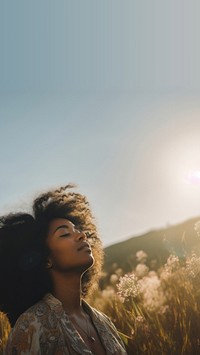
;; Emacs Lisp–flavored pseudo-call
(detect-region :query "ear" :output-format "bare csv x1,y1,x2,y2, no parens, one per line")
46,258,53,269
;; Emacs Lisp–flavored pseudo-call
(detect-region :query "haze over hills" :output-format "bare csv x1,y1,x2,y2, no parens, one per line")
103,216,200,274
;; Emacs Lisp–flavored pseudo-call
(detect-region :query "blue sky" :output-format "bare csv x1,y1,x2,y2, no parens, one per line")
1,1,200,246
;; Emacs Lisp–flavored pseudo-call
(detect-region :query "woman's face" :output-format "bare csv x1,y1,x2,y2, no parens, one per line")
46,218,94,273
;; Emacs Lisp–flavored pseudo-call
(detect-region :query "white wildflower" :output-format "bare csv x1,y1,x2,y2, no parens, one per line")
166,254,180,271
115,268,124,277
139,275,166,312
148,271,157,277
186,253,200,278
136,250,148,264
135,264,149,278
110,274,119,285
160,254,180,279
117,273,141,302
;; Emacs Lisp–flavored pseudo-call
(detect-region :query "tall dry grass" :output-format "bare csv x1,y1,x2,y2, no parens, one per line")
90,251,200,354
0,312,10,354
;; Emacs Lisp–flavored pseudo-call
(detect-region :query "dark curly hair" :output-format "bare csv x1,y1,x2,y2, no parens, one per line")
0,184,104,326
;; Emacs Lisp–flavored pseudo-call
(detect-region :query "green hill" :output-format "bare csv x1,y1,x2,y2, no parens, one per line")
103,216,200,274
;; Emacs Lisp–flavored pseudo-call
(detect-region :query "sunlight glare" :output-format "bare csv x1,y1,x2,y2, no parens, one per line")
185,170,200,185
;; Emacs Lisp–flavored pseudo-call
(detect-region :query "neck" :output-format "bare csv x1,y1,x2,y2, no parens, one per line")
50,271,83,315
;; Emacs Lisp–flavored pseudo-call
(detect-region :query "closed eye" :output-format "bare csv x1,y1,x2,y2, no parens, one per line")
59,233,70,238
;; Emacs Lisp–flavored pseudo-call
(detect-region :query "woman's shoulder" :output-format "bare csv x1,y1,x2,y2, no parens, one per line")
5,301,45,354
15,299,49,324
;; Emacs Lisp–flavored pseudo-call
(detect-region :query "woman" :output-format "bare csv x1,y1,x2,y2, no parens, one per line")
0,184,127,354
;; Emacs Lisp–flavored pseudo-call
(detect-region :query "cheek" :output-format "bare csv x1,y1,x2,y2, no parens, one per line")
50,246,72,266
47,239,72,266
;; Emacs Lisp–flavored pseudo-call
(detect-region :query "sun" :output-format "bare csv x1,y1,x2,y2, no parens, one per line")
185,170,200,185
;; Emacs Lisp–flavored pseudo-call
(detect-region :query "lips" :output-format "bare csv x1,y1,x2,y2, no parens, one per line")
77,242,91,252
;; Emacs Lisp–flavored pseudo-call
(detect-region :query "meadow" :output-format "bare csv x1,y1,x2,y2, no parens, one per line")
88,251,200,354
1,220,200,354
88,220,200,354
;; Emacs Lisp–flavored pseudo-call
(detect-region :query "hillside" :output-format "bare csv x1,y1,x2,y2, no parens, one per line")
103,216,200,274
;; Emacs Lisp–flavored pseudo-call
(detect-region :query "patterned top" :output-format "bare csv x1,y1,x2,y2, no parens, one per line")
5,293,127,355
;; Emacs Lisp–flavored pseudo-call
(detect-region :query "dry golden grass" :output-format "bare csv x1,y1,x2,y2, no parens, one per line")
0,312,11,354
89,252,200,354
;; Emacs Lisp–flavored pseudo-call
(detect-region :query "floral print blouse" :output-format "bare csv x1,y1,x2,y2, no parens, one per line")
5,293,127,355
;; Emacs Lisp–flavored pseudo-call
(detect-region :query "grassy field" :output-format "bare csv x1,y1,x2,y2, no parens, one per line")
89,250,200,354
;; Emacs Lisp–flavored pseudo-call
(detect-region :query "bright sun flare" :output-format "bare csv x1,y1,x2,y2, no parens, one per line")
185,170,200,185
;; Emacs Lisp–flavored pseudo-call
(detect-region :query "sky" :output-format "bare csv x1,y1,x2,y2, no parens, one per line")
1,1,200,246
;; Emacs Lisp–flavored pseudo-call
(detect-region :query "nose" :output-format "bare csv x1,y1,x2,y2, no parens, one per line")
75,229,87,241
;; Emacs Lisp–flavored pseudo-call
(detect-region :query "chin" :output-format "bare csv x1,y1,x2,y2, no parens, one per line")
87,255,95,268
82,256,95,273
